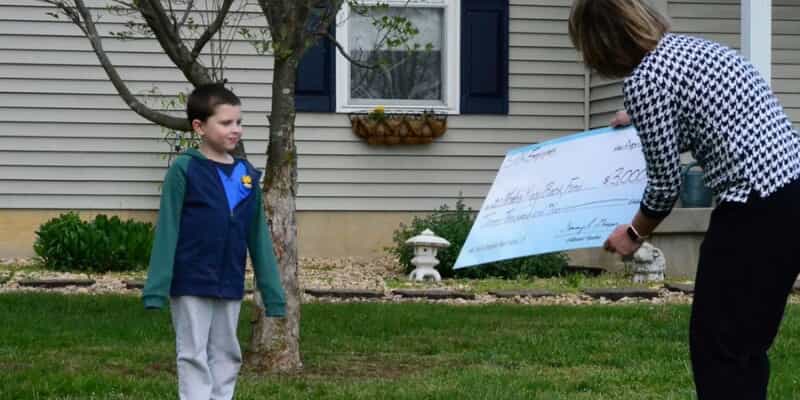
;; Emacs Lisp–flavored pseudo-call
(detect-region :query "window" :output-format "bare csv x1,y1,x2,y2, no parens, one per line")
295,0,508,115
335,0,460,114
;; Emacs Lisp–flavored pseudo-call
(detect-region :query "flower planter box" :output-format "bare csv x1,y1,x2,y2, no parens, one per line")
349,112,447,145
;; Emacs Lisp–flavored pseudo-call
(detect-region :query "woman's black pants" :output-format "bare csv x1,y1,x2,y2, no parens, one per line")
690,179,800,399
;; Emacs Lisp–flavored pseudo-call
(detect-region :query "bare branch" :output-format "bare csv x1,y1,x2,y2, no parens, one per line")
138,0,213,86
107,0,139,21
322,31,379,69
66,0,190,130
140,0,184,45
40,0,90,35
110,0,135,8
191,0,234,61
213,0,250,80
294,1,313,54
256,0,271,23
218,0,250,58
257,0,285,51
316,0,345,36
167,0,177,27
177,0,195,28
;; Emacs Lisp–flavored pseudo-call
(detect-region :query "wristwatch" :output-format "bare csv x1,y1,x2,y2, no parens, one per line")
626,225,647,243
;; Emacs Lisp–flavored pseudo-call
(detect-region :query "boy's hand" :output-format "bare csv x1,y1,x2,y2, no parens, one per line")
610,110,631,127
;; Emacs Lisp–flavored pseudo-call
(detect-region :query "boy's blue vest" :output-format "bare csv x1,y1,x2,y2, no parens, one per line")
170,150,262,300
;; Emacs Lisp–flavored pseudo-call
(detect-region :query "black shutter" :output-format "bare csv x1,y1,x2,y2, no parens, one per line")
460,0,509,114
295,20,336,112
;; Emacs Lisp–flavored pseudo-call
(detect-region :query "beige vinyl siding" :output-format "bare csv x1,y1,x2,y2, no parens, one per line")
773,0,800,129
590,0,800,131
3,0,798,212
0,0,588,211
0,1,265,210
588,77,623,129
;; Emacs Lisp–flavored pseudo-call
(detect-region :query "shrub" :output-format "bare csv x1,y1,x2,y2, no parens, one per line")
34,212,154,273
388,199,567,279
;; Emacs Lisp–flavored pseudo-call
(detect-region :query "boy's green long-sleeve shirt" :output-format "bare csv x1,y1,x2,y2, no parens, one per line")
142,157,185,310
142,152,286,317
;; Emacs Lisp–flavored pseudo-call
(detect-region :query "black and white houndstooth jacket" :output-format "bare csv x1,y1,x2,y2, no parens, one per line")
623,33,800,218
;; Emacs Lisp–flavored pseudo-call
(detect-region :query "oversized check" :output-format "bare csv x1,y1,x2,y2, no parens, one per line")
454,126,647,270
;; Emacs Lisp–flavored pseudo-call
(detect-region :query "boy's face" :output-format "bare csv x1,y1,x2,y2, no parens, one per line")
193,104,242,153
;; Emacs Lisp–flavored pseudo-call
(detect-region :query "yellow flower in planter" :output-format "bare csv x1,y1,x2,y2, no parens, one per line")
241,175,252,189
368,105,386,122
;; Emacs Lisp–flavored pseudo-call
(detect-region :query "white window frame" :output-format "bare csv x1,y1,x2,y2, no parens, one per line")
335,0,461,114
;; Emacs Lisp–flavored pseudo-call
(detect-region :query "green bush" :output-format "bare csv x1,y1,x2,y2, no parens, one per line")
388,199,568,279
34,212,154,273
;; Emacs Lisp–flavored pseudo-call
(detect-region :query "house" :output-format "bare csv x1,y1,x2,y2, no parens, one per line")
0,0,795,276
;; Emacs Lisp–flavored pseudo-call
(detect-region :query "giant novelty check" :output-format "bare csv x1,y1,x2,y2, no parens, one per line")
454,126,647,270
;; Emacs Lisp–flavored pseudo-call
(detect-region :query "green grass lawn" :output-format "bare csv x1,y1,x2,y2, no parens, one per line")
3,293,800,399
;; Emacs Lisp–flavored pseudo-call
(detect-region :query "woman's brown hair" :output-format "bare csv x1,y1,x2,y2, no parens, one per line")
569,0,670,78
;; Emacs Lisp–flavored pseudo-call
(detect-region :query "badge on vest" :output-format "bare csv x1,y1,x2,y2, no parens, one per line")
241,175,252,189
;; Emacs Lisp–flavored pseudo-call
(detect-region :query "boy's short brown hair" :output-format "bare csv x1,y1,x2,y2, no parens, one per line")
569,0,670,78
186,83,241,124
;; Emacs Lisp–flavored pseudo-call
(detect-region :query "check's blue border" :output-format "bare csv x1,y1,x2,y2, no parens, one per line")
506,126,625,156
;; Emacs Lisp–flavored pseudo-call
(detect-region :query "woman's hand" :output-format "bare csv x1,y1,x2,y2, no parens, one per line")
603,224,641,257
610,110,631,127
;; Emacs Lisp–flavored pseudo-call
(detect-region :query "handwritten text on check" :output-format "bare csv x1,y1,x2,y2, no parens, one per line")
454,126,647,270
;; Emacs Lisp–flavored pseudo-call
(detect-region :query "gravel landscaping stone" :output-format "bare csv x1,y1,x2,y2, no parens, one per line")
391,289,476,300
6,256,798,306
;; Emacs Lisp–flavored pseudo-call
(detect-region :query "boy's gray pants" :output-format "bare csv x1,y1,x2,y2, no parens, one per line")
170,296,243,400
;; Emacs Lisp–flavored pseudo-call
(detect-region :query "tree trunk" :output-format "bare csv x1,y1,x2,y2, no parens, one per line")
245,55,302,372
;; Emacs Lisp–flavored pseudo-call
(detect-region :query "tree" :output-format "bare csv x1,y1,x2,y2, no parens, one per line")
42,0,423,372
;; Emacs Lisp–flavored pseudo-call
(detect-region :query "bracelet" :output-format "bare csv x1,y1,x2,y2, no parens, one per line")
626,224,648,243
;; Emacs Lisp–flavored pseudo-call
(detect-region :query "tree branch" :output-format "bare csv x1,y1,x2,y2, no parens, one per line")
110,0,135,9
321,31,380,69
139,0,186,53
43,0,190,130
137,0,213,86
177,0,195,29
166,0,178,28
41,0,90,35
258,0,295,59
293,1,312,55
303,1,382,70
316,0,344,36
191,0,234,61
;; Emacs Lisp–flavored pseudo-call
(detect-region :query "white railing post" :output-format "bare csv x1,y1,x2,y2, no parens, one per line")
741,0,772,83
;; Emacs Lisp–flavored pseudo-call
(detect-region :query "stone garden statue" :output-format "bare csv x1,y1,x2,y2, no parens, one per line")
405,229,450,282
629,242,666,282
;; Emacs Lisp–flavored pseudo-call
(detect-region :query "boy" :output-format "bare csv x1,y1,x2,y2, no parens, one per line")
143,83,285,400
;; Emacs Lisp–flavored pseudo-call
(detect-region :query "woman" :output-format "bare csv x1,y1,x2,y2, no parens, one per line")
569,0,800,398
